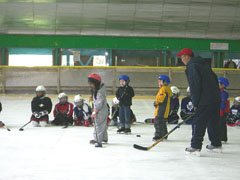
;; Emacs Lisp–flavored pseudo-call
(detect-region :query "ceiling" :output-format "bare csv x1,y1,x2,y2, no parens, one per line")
0,0,240,39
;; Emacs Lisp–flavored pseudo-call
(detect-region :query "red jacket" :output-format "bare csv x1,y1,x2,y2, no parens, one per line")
53,102,74,118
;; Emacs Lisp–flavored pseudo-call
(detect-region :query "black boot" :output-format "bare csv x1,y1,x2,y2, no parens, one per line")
153,136,161,141
117,127,125,133
124,128,131,134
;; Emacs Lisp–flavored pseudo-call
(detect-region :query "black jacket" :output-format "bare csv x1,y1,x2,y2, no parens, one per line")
185,56,221,107
116,85,135,106
31,96,52,113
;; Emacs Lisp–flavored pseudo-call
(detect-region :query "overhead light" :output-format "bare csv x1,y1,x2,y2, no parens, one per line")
105,52,109,56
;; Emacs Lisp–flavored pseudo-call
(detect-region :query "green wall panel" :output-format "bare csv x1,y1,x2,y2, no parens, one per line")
0,34,240,51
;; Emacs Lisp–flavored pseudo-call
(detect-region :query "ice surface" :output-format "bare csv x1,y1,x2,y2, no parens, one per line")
0,96,240,180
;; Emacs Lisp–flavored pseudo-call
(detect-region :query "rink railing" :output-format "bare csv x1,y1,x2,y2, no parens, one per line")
0,66,239,96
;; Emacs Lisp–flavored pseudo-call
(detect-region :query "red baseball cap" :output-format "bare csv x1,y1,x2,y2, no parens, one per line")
176,48,193,56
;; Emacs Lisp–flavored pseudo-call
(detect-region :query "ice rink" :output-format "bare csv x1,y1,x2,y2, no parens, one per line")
0,95,240,180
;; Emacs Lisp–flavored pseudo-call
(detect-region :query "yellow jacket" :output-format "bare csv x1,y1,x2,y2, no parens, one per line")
154,85,172,118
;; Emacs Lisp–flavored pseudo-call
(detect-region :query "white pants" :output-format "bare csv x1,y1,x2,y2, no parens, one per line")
32,121,47,127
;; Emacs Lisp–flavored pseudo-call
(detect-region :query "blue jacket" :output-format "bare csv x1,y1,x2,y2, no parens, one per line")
181,97,194,113
185,56,221,107
170,97,179,113
220,88,229,111
74,103,92,119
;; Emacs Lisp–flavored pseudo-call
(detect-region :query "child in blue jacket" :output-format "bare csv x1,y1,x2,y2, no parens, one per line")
218,77,230,143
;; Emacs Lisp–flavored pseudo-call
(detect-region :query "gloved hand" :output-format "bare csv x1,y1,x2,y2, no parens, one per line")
43,110,49,115
33,112,41,118
220,110,224,117
91,112,96,118
0,121,5,127
91,109,98,118
153,102,158,108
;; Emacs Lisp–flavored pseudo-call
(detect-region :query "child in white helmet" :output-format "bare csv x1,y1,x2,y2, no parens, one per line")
52,93,74,126
168,86,180,124
226,96,240,127
73,94,93,127
110,97,136,126
31,86,52,127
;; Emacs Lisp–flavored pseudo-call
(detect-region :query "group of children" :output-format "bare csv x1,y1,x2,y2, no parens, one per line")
27,73,135,147
152,75,240,143
30,86,93,128
1,73,239,148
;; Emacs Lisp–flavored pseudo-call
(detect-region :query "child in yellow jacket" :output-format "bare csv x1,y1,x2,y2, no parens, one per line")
153,75,172,141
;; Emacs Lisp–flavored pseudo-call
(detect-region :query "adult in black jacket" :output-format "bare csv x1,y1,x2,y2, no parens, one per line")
31,86,52,127
116,75,135,134
177,48,222,155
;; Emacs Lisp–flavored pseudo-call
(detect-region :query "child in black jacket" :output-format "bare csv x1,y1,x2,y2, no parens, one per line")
31,86,52,127
116,75,134,134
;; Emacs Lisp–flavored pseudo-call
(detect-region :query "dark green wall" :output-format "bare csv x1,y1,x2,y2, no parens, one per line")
0,34,240,51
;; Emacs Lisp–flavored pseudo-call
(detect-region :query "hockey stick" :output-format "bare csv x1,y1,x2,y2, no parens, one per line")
19,120,32,131
107,107,118,126
134,121,153,125
133,114,194,151
2,125,11,131
0,121,11,131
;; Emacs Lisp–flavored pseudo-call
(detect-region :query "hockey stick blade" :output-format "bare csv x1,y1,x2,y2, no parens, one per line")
133,144,148,151
133,114,194,151
3,126,11,131
19,120,32,131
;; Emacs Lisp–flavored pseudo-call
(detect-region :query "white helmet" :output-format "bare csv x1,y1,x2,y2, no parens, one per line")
74,94,84,103
36,86,46,92
58,92,68,99
235,96,240,103
113,97,119,105
170,86,180,94
186,87,190,93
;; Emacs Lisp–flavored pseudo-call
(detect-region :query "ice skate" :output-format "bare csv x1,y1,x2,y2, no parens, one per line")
124,128,131,134
95,142,103,148
185,147,201,157
117,127,125,134
206,145,222,153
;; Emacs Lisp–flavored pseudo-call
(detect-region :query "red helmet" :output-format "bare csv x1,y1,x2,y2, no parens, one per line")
88,74,101,82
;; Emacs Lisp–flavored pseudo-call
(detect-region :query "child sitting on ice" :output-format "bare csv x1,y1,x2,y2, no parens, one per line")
52,93,74,126
226,96,240,127
168,86,180,124
180,87,194,125
73,94,93,127
31,86,52,127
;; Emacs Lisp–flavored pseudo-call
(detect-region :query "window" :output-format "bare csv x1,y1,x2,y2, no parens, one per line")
9,55,53,66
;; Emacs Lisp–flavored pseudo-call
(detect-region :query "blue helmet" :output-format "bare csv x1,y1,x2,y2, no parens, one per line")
218,77,229,87
158,75,170,85
119,75,130,82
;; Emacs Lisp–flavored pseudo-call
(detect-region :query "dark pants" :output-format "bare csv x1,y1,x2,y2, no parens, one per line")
220,115,228,142
191,102,222,149
52,114,73,126
154,116,168,138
